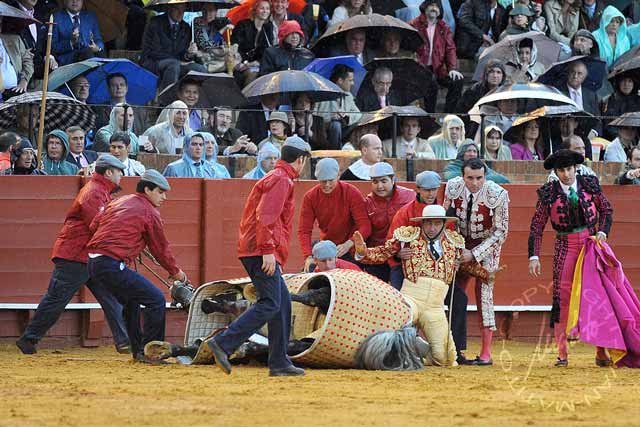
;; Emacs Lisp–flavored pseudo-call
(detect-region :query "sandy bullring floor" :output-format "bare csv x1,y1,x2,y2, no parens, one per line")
2,339,638,427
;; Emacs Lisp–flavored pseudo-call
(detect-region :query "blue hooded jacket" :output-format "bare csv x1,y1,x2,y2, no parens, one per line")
592,6,631,68
42,129,80,176
163,134,230,178
242,142,280,179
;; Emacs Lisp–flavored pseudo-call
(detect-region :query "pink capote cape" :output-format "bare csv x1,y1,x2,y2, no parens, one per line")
567,237,640,367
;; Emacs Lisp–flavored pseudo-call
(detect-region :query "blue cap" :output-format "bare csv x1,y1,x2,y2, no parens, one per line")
315,157,340,181
95,154,126,171
141,169,171,191
416,171,440,189
312,240,338,260
283,135,312,154
369,162,394,178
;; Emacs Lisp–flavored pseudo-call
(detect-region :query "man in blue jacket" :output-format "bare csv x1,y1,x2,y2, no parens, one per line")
51,0,104,66
163,133,230,178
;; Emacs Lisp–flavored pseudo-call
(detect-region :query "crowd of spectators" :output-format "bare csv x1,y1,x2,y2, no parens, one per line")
0,0,639,182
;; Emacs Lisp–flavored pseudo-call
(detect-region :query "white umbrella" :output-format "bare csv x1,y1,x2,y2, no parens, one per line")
467,83,577,124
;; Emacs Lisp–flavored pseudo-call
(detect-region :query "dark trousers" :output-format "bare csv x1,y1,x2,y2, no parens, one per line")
22,258,128,347
424,74,464,114
156,58,206,91
363,263,390,283
445,279,469,352
88,256,166,357
214,256,292,370
327,120,344,150
389,265,404,290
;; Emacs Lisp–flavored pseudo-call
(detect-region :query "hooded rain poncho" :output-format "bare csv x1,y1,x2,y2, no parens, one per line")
42,129,80,176
163,134,230,178
592,6,631,68
243,142,280,179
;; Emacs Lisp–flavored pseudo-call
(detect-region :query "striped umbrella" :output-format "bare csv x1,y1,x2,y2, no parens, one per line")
0,92,96,134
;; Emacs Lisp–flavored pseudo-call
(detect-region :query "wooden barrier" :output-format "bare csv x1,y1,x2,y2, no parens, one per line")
136,153,628,185
1,176,639,344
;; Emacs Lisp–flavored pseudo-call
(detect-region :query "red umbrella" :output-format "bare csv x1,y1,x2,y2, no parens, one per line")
226,0,307,25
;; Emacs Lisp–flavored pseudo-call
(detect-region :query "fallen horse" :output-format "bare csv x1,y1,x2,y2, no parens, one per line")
145,270,452,370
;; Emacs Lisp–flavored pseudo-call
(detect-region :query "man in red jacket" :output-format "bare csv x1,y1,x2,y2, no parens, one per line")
86,170,187,363
386,170,442,289
16,155,129,355
363,162,414,282
207,136,312,377
411,0,464,113
299,157,371,271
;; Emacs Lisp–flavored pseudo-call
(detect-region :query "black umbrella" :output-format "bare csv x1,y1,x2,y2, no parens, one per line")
0,2,40,32
312,13,424,55
360,57,433,105
158,71,247,108
242,70,346,104
609,45,640,83
0,92,96,134
370,0,407,16
536,55,607,92
355,105,438,140
609,112,640,128
145,0,239,12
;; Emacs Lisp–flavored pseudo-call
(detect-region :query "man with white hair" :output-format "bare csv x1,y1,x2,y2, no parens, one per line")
142,100,192,154
340,134,384,181
357,67,404,112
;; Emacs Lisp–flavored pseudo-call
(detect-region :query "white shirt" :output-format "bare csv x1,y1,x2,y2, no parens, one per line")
0,39,18,90
558,179,578,197
71,153,89,168
67,10,80,25
568,85,583,109
17,2,37,43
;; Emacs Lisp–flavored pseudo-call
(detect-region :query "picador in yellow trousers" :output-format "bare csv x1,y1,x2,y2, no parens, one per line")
353,204,465,366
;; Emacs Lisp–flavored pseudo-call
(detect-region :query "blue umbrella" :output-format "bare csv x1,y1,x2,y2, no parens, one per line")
56,58,158,106
303,55,366,95
536,55,608,92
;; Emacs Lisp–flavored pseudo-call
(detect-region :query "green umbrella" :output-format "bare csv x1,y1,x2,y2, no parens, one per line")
41,60,101,94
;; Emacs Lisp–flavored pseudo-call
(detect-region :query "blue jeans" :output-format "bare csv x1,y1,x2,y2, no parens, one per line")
327,120,343,150
214,256,292,370
88,256,166,357
22,259,128,348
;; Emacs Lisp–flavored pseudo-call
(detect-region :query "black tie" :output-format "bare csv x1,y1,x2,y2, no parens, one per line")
429,241,440,260
466,194,473,236
74,155,82,167
171,23,179,40
73,15,80,29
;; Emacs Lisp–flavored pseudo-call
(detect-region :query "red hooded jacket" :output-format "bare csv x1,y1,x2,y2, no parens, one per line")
410,15,458,79
365,185,415,247
51,173,119,263
237,160,298,266
86,193,179,276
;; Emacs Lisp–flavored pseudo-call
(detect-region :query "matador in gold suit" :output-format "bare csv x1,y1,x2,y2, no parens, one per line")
353,205,465,366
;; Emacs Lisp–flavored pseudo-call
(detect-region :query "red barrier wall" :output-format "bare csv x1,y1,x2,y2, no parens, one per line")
2,177,640,342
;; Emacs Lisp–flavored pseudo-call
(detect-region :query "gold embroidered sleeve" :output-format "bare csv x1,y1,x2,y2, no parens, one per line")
360,239,402,265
